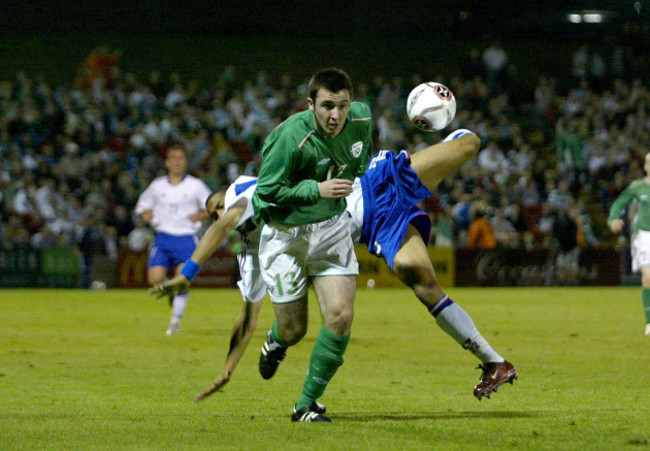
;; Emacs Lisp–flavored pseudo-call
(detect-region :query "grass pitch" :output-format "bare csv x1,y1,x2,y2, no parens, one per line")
2,286,649,450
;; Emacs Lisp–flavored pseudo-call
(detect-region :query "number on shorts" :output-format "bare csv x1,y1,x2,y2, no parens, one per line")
274,272,298,296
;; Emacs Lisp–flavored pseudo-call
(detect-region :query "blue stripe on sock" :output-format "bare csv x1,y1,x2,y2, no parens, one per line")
429,295,453,317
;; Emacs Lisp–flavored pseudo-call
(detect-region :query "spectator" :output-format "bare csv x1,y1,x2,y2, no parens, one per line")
552,207,580,285
482,39,508,94
467,203,497,249
477,141,505,173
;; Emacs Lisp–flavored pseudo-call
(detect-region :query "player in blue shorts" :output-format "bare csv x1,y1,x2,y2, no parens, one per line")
154,130,516,404
347,129,517,400
135,146,212,335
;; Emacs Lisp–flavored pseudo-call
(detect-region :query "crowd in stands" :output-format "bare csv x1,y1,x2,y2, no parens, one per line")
0,40,648,282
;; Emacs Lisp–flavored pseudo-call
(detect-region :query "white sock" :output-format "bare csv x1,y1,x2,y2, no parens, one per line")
429,295,504,364
171,292,189,319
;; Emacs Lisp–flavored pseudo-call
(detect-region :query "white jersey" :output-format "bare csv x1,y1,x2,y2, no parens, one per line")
135,174,211,236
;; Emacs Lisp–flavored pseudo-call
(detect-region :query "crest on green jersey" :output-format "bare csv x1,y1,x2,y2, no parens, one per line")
351,141,363,158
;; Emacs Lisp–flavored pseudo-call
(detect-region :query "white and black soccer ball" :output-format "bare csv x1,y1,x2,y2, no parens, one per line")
406,82,456,132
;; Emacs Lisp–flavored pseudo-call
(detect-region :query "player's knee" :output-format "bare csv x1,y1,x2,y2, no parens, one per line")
279,322,307,345
322,303,354,335
395,262,442,305
459,133,481,159
394,260,425,288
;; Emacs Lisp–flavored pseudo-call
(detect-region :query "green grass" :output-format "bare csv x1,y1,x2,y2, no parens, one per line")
2,287,649,450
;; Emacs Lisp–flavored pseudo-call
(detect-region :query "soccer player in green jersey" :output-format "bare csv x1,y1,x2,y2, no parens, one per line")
252,68,372,422
608,152,650,336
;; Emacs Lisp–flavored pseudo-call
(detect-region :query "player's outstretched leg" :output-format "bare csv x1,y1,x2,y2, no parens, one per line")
409,131,480,194
393,225,517,400
166,291,188,335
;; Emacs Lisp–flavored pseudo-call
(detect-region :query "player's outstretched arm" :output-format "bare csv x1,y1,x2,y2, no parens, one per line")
410,131,480,193
195,300,263,402
149,273,192,299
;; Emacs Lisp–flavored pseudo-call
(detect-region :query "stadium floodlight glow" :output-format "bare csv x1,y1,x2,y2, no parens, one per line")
568,13,582,23
582,13,603,23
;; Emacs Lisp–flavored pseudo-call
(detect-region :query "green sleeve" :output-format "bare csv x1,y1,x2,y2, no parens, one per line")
607,187,634,226
255,131,320,206
356,103,373,177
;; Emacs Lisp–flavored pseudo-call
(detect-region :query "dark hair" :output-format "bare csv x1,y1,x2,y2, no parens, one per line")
308,68,353,102
166,144,186,158
205,189,227,221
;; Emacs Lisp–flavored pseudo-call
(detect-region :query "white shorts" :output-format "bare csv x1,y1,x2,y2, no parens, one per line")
236,229,266,303
259,212,359,304
631,230,650,272
237,252,266,304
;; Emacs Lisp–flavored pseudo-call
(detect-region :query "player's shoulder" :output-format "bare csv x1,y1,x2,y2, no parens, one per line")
232,175,258,186
182,174,209,187
182,174,201,183
628,178,649,190
230,176,258,195
149,175,169,187
266,110,313,148
276,109,312,132
349,101,372,121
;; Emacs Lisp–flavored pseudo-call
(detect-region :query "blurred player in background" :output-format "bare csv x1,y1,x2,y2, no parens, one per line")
135,145,211,335
154,130,517,411
608,152,650,336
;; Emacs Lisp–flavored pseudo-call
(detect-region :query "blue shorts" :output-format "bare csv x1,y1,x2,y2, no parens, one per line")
148,233,198,269
360,150,432,270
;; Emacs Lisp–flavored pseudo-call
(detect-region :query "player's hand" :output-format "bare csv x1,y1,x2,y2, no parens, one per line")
609,218,624,234
149,274,191,299
141,210,153,223
318,178,353,199
194,374,230,402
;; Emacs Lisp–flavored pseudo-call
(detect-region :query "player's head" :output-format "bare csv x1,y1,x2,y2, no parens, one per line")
645,152,650,175
165,145,187,176
307,68,353,138
205,189,227,221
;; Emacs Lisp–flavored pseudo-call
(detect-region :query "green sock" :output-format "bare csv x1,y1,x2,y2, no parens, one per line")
296,327,350,410
643,289,650,323
270,320,288,347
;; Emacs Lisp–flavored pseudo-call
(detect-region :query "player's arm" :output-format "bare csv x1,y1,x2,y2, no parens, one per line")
194,300,263,402
192,201,245,263
255,134,322,205
135,186,155,223
607,188,634,234
354,102,374,178
149,198,247,297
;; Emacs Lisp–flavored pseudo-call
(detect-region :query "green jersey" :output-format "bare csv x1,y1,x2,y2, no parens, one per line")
253,102,372,226
608,178,650,232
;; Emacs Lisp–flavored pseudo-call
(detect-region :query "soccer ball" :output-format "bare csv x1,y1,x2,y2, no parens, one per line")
406,82,456,132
